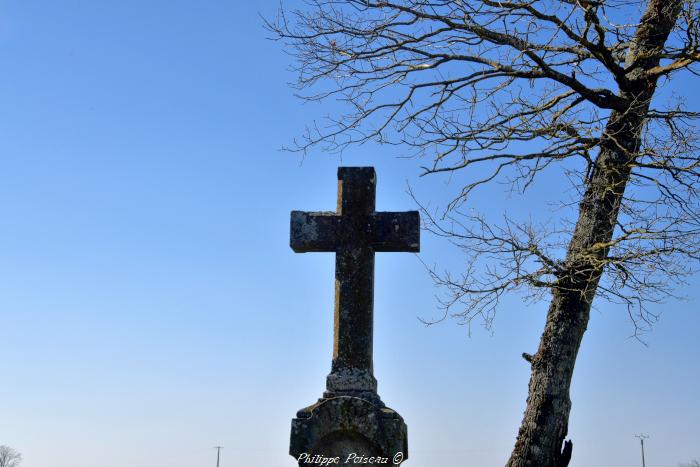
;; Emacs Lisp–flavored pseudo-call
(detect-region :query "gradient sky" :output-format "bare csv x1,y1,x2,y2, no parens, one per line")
0,2,698,466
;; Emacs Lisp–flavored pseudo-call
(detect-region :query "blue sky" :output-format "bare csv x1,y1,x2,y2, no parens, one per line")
0,2,698,466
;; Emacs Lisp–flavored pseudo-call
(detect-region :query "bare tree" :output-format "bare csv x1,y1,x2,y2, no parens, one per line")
268,1,700,466
680,460,700,467
0,446,22,467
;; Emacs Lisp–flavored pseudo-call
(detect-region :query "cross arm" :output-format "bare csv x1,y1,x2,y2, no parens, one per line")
370,211,420,252
290,211,340,252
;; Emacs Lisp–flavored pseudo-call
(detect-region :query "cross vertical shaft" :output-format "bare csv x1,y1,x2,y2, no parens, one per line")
331,168,377,394
334,245,374,374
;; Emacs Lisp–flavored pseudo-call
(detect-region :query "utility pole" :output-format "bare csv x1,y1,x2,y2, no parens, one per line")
635,434,649,467
213,446,223,467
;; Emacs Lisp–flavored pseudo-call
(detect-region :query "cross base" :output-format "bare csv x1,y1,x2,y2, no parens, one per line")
290,396,408,466
326,367,376,391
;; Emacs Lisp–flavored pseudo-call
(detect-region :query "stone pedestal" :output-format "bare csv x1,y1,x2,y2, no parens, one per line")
290,396,407,466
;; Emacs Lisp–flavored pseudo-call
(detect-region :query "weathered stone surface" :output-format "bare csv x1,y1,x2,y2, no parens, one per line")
289,167,418,465
291,397,408,466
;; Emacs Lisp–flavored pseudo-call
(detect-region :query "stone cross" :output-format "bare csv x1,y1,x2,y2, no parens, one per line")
289,167,418,465
290,166,420,399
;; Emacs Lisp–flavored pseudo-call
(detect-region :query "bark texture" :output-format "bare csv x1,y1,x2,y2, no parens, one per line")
505,1,684,465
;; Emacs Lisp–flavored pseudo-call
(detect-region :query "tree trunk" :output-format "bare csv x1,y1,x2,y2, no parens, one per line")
505,2,682,466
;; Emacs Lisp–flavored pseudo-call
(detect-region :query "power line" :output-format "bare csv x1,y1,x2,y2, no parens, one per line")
213,446,224,467
635,434,649,467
